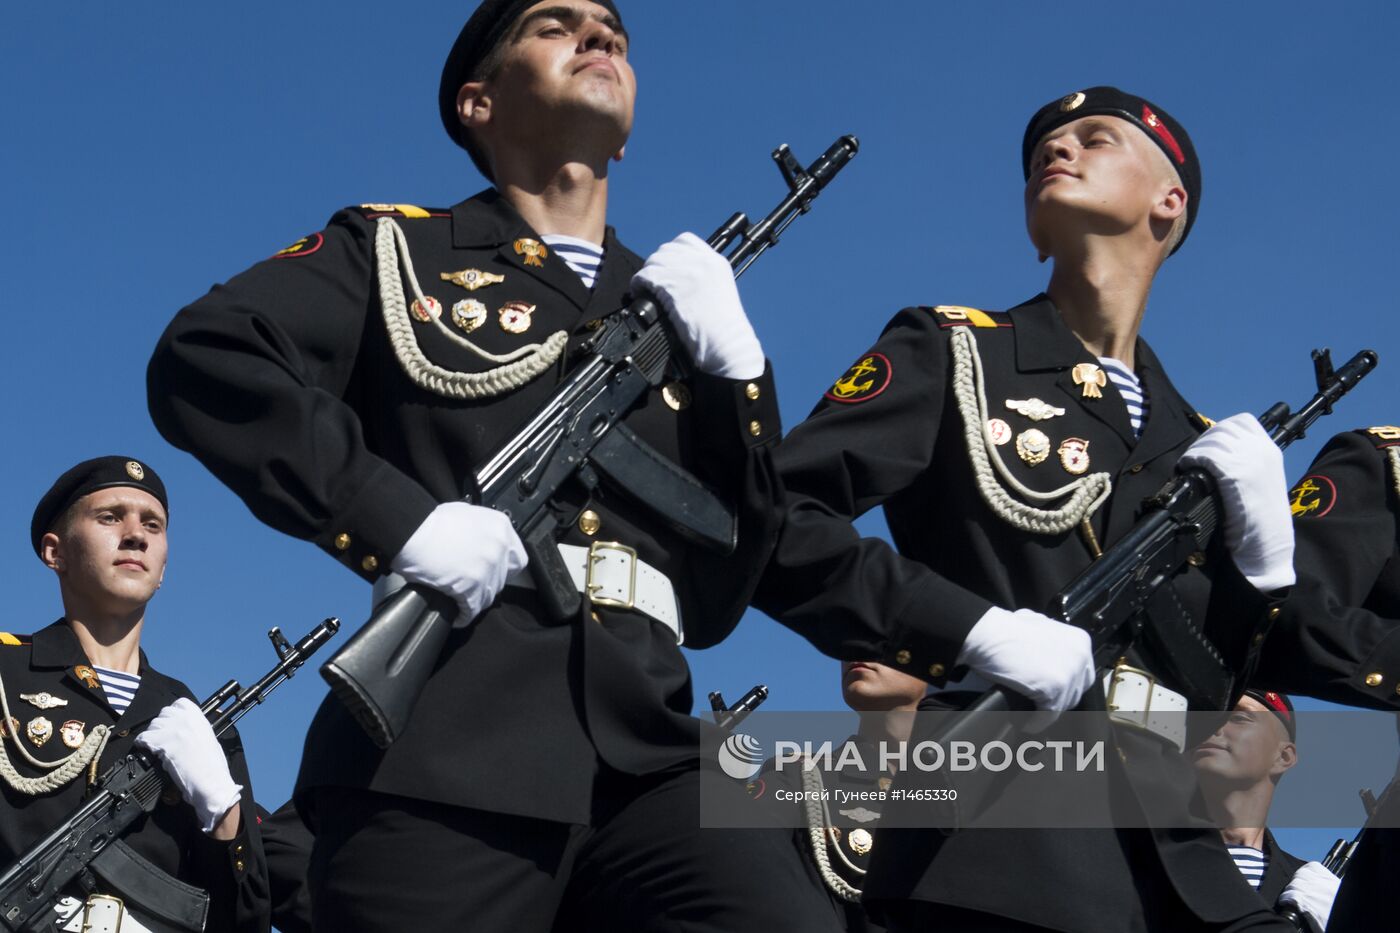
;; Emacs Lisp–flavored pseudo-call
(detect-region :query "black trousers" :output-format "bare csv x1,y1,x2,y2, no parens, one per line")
305,765,844,933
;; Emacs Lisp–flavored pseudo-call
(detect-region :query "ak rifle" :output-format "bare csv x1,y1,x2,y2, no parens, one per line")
0,619,339,933
323,136,861,749
931,349,1378,751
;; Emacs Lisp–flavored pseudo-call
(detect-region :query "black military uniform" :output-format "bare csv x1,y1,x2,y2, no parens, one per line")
1254,427,1400,708
0,623,267,933
1251,831,1307,910
258,801,313,933
144,3,840,926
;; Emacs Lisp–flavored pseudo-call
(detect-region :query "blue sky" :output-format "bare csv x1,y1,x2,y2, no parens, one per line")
3,2,1397,864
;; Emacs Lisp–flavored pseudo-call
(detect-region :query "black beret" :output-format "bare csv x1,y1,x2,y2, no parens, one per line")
31,456,169,557
1244,688,1296,741
439,0,624,172
1022,86,1201,252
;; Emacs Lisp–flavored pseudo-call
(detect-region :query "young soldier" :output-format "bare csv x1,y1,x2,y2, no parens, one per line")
1194,690,1339,928
755,87,1300,931
2,457,267,932
146,2,836,930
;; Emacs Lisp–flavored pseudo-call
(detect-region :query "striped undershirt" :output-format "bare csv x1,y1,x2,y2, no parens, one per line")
540,235,604,289
1228,845,1268,889
92,665,141,715
1098,357,1149,438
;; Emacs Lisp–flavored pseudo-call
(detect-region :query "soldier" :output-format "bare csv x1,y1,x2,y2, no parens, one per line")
1194,690,1339,928
755,86,1301,931
2,456,268,932
146,1,838,930
1254,427,1400,708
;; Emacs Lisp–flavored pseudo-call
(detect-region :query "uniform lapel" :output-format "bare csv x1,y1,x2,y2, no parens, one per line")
1124,339,1197,470
451,190,592,313
1009,297,1137,449
577,225,641,330
114,657,179,732
30,622,109,707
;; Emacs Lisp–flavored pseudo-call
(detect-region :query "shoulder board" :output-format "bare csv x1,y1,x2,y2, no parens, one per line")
1364,426,1400,448
1193,412,1215,430
355,203,447,219
0,633,30,647
926,305,1013,329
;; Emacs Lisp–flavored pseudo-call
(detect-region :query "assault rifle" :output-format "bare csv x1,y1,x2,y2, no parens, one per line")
1279,787,1377,929
929,349,1378,768
709,684,769,732
0,619,340,933
323,136,861,749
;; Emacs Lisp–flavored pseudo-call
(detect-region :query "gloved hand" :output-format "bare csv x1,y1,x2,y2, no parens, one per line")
956,607,1097,729
390,501,527,624
631,232,765,380
135,698,243,834
1177,413,1295,593
1279,861,1339,931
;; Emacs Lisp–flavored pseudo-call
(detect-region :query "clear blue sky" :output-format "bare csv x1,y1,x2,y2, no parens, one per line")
3,1,1397,864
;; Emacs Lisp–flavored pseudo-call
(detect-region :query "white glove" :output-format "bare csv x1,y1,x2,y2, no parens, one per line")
956,607,1097,728
390,501,527,624
1177,413,1296,593
1279,861,1339,931
135,698,243,834
631,232,765,380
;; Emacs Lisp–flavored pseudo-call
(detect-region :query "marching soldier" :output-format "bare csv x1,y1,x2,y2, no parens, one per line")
755,87,1301,931
1194,690,1339,928
1254,426,1400,708
2,457,268,932
146,1,838,930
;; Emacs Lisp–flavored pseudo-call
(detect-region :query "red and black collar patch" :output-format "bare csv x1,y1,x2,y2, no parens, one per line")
929,305,1012,329
1289,474,1337,518
1366,426,1400,449
271,232,324,260
825,352,893,405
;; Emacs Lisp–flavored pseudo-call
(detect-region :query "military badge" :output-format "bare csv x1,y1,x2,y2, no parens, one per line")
839,807,880,824
60,720,85,749
1006,398,1065,422
1071,363,1107,399
411,297,442,322
498,301,536,334
19,692,68,711
440,268,505,292
824,353,892,405
125,460,145,481
877,776,893,792
848,828,874,855
1060,91,1086,112
271,232,323,260
74,666,100,690
1058,438,1090,475
1289,474,1337,518
451,299,488,334
26,717,53,748
1015,429,1051,466
513,238,548,267
986,418,1012,446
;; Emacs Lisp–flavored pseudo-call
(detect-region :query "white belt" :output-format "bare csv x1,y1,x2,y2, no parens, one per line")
56,894,153,933
1102,662,1188,752
371,542,683,645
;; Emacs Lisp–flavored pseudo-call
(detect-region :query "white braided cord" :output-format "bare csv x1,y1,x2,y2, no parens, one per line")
0,669,111,795
1388,447,1400,500
801,761,863,901
375,218,568,400
948,327,1112,535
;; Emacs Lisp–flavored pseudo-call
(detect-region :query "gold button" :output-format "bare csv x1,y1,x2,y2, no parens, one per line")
748,420,762,437
235,844,245,854
1366,672,1384,687
334,533,352,551
745,382,761,401
117,729,129,738
235,859,245,872
578,510,601,536
928,663,945,678
1268,606,1281,621
895,649,911,665
1129,464,1144,474
662,382,691,411
1253,633,1265,646
361,555,380,573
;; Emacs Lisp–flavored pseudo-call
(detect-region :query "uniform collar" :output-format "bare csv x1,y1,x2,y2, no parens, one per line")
31,619,177,725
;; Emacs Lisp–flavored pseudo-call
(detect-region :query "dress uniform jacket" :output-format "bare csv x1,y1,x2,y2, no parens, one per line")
755,296,1285,931
146,191,782,825
0,622,268,933
1252,831,1306,911
1254,427,1400,709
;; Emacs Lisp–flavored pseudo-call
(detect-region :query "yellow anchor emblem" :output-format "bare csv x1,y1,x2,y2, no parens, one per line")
831,357,879,399
1289,478,1322,517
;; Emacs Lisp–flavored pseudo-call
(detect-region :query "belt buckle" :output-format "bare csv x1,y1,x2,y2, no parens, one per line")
585,541,637,610
1105,658,1157,725
81,894,124,933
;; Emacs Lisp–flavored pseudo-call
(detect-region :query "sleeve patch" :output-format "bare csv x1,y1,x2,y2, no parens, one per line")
825,352,893,404
271,232,324,260
1289,474,1337,518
